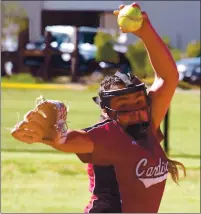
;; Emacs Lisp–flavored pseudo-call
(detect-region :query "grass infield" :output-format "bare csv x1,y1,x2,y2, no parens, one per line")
1,87,200,213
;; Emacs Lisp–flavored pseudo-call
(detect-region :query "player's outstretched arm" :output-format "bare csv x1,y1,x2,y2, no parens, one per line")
11,96,94,154
42,129,94,154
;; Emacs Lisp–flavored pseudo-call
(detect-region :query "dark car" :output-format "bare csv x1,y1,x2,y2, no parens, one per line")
186,64,200,85
176,57,200,85
24,25,131,77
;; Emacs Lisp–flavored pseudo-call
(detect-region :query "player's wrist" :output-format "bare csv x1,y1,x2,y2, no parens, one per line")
133,22,155,40
41,137,54,145
41,128,68,145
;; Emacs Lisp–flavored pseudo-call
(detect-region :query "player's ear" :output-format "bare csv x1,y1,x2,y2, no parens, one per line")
102,109,109,118
102,108,107,114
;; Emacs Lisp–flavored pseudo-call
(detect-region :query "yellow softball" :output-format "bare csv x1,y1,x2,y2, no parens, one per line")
117,4,143,32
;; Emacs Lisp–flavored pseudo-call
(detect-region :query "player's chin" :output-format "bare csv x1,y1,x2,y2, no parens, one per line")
129,119,148,126
119,116,148,126
119,120,136,127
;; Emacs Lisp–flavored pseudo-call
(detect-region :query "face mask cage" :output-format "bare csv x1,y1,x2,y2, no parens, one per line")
92,71,152,136
104,101,151,124
102,88,151,126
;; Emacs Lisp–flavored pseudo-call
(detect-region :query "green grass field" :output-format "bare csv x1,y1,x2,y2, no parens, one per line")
1,87,200,213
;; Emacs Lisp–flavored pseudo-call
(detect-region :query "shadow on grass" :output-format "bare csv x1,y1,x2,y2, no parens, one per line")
2,148,200,159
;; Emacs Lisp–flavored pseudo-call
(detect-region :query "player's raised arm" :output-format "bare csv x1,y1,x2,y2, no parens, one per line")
139,13,179,130
114,3,179,130
11,96,94,154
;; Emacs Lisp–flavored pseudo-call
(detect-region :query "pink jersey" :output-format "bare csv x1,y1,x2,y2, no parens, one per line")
85,119,168,213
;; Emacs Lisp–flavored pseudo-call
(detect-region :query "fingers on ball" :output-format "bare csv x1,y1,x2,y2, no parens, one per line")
131,2,141,9
113,10,119,16
119,4,125,9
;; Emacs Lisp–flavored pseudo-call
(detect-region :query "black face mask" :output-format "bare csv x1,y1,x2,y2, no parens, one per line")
125,122,156,152
125,122,150,140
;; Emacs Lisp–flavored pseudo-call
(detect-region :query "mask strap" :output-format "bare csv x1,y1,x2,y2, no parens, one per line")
114,71,133,87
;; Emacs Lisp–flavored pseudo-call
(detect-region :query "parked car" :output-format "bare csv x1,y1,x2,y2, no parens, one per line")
176,57,200,85
24,25,131,77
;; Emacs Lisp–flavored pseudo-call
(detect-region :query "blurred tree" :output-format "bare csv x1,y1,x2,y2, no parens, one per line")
140,36,184,78
2,2,28,45
125,39,147,78
144,56,154,78
94,32,119,64
170,48,183,61
162,36,173,49
186,40,200,58
162,36,184,61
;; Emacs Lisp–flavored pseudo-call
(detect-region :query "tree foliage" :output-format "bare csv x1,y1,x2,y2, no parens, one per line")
94,32,119,63
186,41,200,58
2,2,28,38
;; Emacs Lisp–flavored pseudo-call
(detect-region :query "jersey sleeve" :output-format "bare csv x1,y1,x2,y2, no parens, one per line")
85,120,120,166
76,153,92,163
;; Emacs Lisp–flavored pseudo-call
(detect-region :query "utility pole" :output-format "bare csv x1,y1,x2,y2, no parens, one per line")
164,108,170,155
71,26,79,83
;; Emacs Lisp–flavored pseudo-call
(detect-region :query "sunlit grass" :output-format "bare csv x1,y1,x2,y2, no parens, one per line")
1,87,200,213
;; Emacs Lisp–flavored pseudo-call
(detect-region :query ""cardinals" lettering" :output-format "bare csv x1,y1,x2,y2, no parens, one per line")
136,158,168,178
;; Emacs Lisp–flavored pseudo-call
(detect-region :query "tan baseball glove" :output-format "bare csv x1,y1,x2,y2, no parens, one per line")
11,96,69,144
